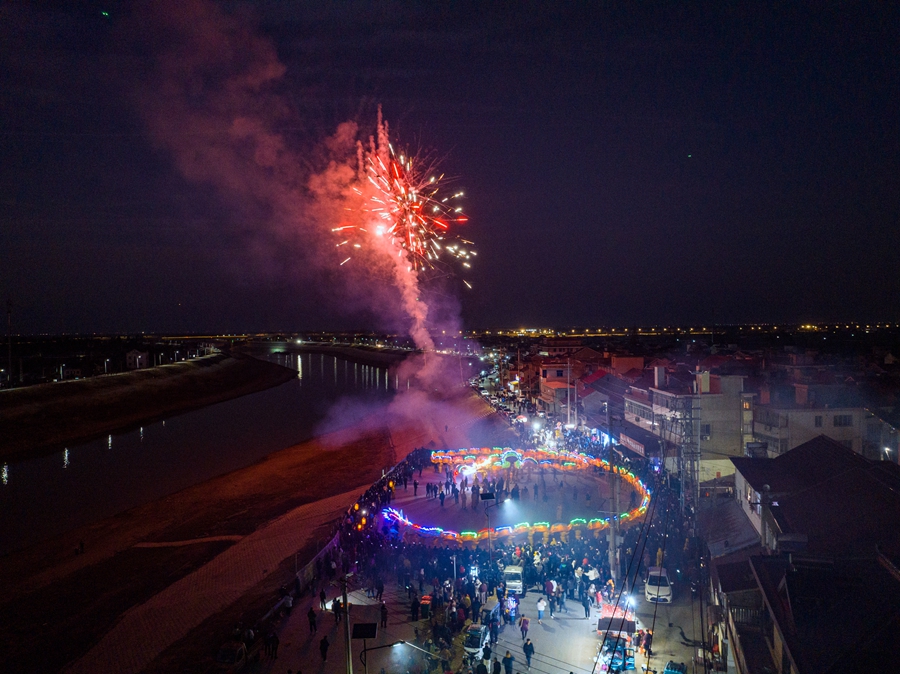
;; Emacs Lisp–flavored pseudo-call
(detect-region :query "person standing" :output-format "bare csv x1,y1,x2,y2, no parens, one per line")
319,635,329,662
491,658,502,674
523,639,535,669
556,585,568,613
308,606,317,634
519,614,530,640
439,490,446,507
644,629,653,657
581,593,591,619
380,601,389,627
319,589,327,610
501,651,515,674
536,597,546,624
414,479,419,495
269,631,279,659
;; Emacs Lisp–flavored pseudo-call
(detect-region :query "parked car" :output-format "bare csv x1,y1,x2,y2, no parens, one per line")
463,624,490,659
644,567,672,604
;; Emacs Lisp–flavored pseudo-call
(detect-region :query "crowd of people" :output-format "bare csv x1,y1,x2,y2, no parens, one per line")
293,445,700,674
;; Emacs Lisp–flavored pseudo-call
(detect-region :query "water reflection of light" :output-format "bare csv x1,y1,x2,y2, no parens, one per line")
108,435,112,450
140,427,144,441
64,449,69,468
2,464,7,485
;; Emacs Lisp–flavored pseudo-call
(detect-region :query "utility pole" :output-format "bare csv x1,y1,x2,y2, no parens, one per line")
608,447,619,586
341,573,354,674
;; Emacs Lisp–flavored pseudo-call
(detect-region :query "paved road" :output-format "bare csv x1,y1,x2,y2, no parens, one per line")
247,571,700,674
252,480,701,674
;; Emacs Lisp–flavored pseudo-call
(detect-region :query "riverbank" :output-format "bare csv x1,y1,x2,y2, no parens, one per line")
0,352,296,462
241,341,413,367
1,384,514,674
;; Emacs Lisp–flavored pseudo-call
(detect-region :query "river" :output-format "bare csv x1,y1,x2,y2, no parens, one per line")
0,353,394,555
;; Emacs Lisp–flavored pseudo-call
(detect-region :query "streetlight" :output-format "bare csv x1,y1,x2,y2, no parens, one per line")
358,638,438,674
104,359,109,374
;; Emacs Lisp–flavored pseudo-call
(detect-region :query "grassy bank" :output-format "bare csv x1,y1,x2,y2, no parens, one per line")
0,353,296,462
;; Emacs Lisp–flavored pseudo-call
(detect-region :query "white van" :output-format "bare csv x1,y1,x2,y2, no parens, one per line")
504,565,525,595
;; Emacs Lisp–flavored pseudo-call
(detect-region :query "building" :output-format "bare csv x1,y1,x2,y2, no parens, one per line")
749,382,898,459
704,436,900,674
622,369,750,480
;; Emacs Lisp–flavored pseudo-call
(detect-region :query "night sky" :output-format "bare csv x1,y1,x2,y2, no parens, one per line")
1,1,898,334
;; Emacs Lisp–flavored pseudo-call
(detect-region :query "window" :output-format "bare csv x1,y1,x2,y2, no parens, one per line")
542,370,547,378
556,370,563,377
700,424,711,436
743,401,751,410
814,415,822,427
834,414,853,427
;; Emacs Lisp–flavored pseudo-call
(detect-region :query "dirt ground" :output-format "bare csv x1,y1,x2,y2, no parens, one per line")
0,376,513,674
0,352,297,462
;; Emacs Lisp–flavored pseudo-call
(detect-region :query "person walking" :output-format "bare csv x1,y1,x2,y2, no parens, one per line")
308,606,317,634
439,490,446,507
491,658,502,674
519,614,530,640
581,594,591,619
502,651,515,674
319,589,327,610
380,601,389,627
644,629,654,657
319,635,329,662
535,597,546,624
413,479,419,495
523,639,535,669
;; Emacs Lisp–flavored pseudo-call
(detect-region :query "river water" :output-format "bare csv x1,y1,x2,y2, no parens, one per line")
0,353,394,555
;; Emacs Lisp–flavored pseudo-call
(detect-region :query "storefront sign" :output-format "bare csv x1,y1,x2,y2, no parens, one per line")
619,433,645,457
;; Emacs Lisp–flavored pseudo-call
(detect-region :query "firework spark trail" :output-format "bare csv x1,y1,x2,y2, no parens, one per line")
333,110,474,351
